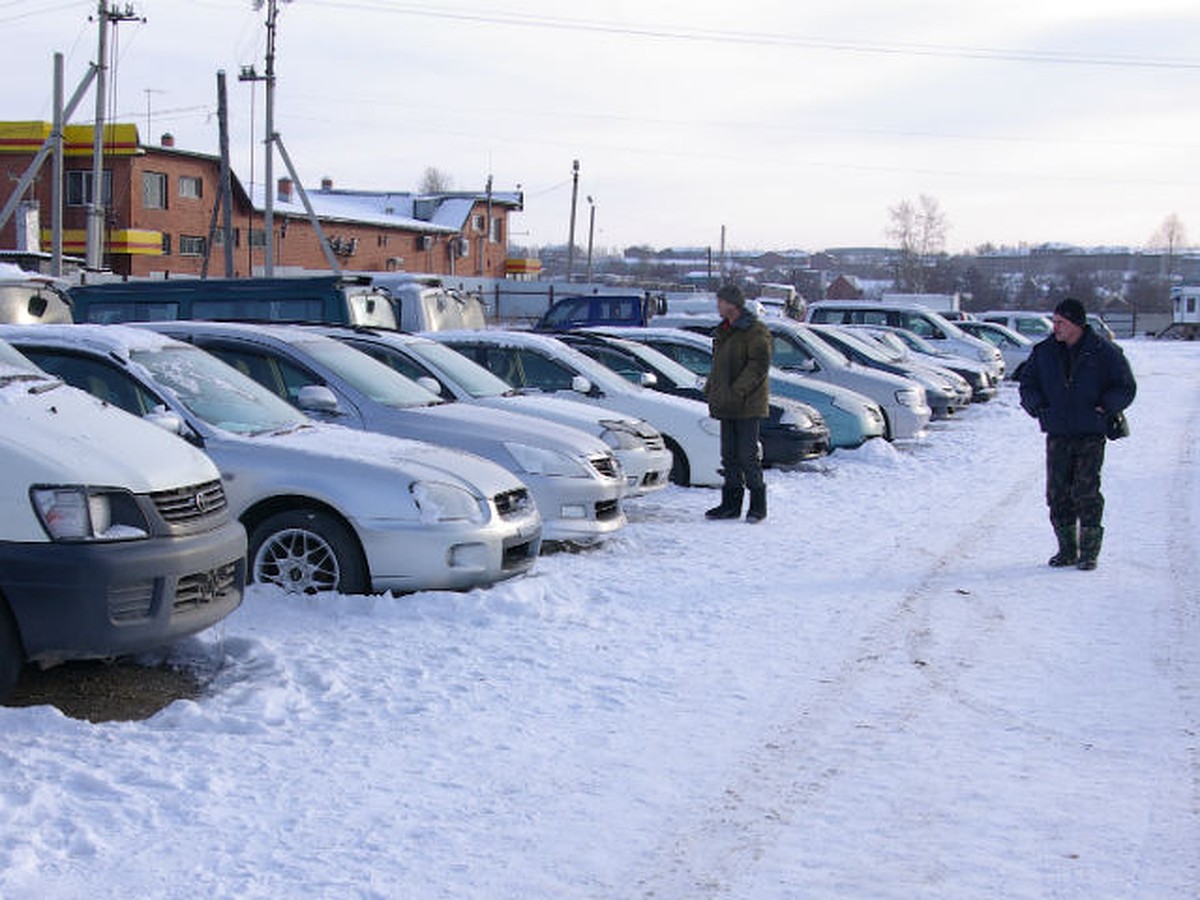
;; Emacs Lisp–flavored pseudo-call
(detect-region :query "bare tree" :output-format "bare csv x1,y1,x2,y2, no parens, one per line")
887,194,948,291
419,166,454,193
1149,213,1188,278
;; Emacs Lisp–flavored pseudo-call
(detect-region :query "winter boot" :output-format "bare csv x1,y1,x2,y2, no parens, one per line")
746,487,767,523
1048,522,1079,567
1077,525,1104,571
705,485,743,520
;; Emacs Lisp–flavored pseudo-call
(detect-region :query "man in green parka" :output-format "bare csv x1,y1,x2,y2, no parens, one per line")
704,283,772,522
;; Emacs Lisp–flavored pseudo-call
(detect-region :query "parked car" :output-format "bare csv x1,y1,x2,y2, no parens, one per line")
976,310,1054,340
308,325,673,496
843,324,999,401
954,320,1033,379
65,275,400,328
590,326,887,450
0,324,543,595
1087,314,1117,342
653,314,932,442
0,336,247,700
533,292,665,332
804,324,972,418
427,329,725,487
555,330,831,466
143,321,625,547
0,263,73,324
806,301,1005,381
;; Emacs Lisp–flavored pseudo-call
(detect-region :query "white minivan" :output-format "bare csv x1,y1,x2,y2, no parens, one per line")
806,301,1005,381
0,338,246,701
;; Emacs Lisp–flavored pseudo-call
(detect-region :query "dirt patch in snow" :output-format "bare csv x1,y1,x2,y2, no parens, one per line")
3,660,201,723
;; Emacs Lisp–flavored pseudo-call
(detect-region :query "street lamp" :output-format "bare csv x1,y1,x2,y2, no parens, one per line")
586,195,596,284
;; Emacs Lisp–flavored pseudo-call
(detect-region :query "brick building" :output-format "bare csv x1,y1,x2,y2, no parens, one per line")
0,121,521,279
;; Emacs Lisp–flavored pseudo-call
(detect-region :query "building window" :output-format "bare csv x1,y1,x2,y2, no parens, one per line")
178,175,203,199
142,172,168,210
161,233,172,255
66,170,112,207
214,228,240,248
179,235,206,257
490,218,503,243
248,229,268,248
473,214,485,232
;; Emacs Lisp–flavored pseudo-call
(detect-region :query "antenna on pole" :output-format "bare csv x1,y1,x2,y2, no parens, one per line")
86,1,145,271
242,0,292,276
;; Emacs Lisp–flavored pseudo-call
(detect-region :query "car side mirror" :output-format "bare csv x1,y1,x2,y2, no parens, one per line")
143,407,186,435
297,384,340,413
571,374,593,395
416,375,443,397
638,372,658,388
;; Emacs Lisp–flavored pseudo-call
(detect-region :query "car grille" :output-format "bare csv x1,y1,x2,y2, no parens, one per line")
494,487,533,518
175,561,242,612
108,580,157,622
151,479,228,523
589,453,620,480
595,498,621,521
641,432,667,452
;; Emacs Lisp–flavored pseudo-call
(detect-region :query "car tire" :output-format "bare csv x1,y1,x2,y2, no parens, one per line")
0,598,24,703
664,436,691,486
248,509,369,595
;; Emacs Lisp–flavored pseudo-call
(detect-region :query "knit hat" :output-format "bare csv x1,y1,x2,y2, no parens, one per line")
716,284,745,308
1054,297,1087,328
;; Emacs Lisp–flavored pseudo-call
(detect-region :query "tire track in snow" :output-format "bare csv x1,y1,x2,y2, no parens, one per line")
635,470,1039,898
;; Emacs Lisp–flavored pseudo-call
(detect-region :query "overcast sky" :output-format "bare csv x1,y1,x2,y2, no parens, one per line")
7,0,1199,254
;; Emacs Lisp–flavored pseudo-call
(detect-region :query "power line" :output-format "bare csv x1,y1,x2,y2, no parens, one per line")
306,1,1200,71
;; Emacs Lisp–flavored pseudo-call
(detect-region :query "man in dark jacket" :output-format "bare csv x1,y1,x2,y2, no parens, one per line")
704,283,772,522
1019,297,1136,570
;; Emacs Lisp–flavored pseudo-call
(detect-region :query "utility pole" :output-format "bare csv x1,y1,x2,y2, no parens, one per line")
241,0,285,276
86,1,144,271
262,0,279,276
566,159,580,282
585,195,596,284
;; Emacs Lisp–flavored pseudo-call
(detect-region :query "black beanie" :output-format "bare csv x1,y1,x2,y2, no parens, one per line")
716,284,745,308
1054,297,1087,328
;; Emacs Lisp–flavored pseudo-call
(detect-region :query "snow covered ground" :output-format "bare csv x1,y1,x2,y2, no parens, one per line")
2,339,1197,899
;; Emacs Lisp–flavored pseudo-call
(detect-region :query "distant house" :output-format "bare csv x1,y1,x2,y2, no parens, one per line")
0,121,521,278
825,274,864,300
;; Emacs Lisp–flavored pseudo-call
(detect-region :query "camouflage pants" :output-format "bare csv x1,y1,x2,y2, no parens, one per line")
1045,435,1107,529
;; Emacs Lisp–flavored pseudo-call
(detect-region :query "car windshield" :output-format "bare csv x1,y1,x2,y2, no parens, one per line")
295,337,443,408
614,338,704,387
0,338,54,383
787,325,850,367
132,344,308,435
824,327,904,364
401,338,514,398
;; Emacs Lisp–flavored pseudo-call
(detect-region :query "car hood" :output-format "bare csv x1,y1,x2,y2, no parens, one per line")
0,378,219,492
206,420,528,501
360,401,612,458
476,393,650,438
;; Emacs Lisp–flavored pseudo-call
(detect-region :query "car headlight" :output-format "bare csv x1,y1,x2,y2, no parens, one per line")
504,442,590,478
410,481,486,524
599,420,644,450
31,486,150,541
778,408,816,430
895,387,926,408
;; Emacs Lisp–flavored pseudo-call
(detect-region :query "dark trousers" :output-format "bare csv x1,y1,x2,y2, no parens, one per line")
720,418,764,492
1046,435,1106,528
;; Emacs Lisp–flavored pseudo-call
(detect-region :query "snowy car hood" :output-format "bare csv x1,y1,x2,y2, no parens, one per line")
0,377,219,492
